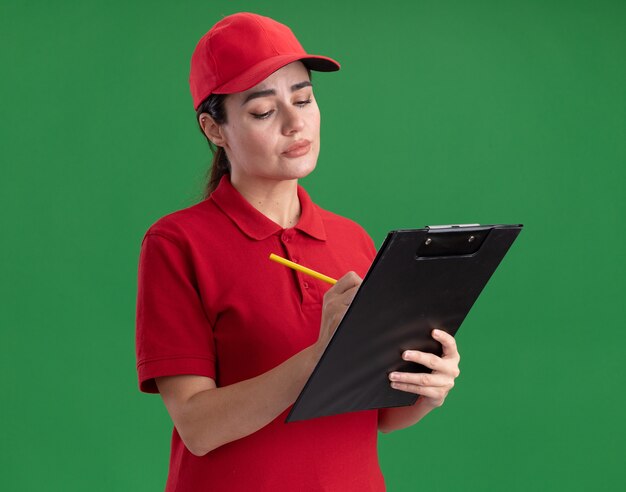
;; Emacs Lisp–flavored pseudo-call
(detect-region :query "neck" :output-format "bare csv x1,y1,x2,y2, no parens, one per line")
230,175,301,229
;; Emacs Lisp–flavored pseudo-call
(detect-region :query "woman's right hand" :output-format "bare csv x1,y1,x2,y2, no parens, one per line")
315,271,363,356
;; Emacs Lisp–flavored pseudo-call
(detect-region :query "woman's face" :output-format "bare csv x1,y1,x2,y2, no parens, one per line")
217,61,320,189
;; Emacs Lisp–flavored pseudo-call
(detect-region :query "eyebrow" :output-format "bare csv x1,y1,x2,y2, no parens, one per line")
241,81,313,105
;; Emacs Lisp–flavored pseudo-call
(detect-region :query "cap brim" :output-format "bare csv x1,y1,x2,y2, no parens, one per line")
213,54,340,96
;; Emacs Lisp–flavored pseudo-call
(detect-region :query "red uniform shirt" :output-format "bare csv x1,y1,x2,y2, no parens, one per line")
136,175,385,491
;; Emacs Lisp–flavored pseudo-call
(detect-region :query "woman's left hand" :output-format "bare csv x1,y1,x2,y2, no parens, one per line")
388,329,461,408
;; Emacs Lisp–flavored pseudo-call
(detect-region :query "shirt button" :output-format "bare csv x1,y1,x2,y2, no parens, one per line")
292,257,299,263
281,233,290,242
303,281,309,289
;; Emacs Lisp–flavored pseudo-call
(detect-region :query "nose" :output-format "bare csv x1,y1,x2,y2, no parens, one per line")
281,105,305,135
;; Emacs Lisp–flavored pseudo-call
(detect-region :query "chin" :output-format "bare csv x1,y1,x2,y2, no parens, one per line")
291,161,317,180
277,155,317,180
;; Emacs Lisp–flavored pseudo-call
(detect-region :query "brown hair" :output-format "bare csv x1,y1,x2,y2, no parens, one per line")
196,94,230,198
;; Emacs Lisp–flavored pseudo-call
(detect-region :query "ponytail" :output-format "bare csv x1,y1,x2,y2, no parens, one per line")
196,94,229,199
206,145,229,198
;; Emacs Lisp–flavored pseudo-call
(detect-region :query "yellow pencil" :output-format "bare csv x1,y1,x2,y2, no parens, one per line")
269,253,337,285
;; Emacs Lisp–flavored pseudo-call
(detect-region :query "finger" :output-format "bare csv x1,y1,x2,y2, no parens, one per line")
402,350,443,372
389,381,447,401
332,271,362,294
432,329,459,360
341,284,361,306
389,371,452,387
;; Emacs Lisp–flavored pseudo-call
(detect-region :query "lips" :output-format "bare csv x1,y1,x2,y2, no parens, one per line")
282,139,311,157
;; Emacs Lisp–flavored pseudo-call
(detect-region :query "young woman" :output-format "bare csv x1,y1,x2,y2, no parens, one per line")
136,12,460,491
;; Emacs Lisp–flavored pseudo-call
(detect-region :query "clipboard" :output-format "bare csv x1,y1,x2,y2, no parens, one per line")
286,223,523,422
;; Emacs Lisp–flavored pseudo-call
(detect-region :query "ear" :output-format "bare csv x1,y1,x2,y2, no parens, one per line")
199,113,227,147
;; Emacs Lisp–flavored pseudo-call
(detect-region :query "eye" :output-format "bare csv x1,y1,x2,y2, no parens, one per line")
250,110,274,120
295,98,312,108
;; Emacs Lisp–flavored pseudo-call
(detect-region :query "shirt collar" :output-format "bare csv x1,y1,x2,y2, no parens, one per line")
210,175,327,242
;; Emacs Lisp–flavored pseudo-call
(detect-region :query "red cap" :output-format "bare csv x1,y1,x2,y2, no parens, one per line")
189,12,340,110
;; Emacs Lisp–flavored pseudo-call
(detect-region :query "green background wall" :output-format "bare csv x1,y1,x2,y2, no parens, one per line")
1,0,624,490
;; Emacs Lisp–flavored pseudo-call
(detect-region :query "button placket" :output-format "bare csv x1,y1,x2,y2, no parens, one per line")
281,231,317,304
279,231,304,303
288,231,315,304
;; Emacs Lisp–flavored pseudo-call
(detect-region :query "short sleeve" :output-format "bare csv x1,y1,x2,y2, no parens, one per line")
364,231,377,262
135,232,216,393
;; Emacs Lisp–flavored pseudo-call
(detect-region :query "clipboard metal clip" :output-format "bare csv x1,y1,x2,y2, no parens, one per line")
420,224,486,257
